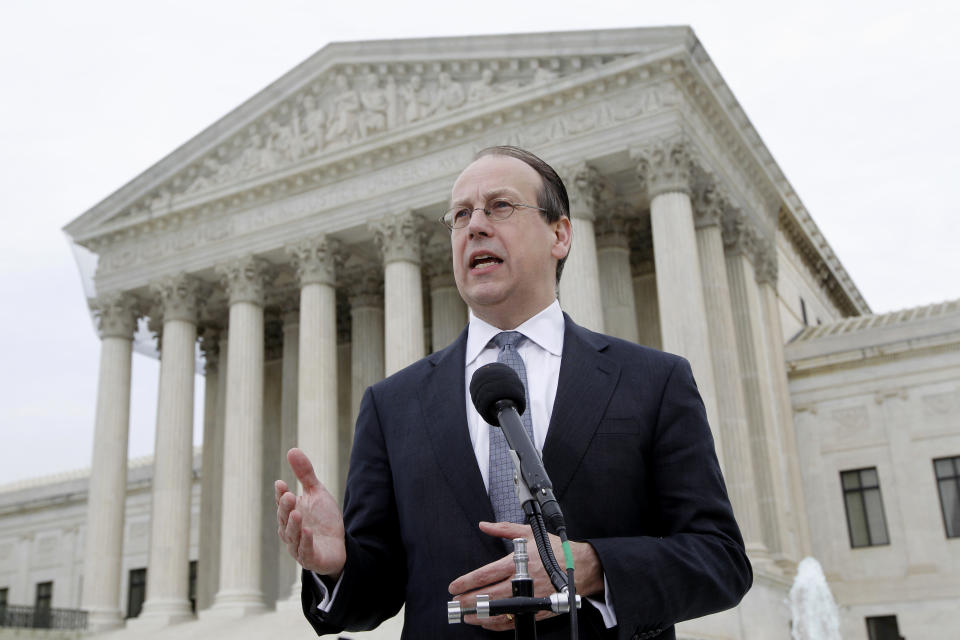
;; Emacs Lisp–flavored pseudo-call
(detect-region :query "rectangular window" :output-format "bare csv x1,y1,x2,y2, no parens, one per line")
33,581,52,628
866,614,901,640
841,467,890,547
126,569,146,619
800,297,808,326
934,455,960,538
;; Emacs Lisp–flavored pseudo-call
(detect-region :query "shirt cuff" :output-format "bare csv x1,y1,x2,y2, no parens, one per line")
308,570,344,612
584,573,617,628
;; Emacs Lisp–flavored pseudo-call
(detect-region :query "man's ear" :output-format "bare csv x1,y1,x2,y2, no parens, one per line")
551,216,572,260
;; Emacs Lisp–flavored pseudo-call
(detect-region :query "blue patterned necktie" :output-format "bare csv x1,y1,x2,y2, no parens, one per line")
487,331,535,524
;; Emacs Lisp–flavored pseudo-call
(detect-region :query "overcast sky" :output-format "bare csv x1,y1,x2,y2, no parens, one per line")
1,0,957,486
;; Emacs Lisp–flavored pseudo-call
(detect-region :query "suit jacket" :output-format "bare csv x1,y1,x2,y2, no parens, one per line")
302,314,752,639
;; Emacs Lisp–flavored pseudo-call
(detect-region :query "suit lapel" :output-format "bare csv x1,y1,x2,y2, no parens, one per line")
542,314,621,498
418,329,497,529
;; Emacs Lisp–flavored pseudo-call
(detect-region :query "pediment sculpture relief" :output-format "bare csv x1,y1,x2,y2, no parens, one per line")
180,57,620,198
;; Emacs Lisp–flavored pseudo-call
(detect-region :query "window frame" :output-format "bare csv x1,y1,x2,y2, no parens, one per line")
934,455,960,539
840,467,891,548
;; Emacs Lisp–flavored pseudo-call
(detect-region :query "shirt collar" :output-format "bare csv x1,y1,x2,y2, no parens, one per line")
465,299,565,366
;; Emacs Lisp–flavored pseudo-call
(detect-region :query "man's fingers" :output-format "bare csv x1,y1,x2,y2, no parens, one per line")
448,554,514,595
298,526,315,567
277,492,296,531
478,520,529,540
274,479,289,505
287,448,323,492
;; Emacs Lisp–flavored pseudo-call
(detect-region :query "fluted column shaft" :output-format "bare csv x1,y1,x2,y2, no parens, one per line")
430,276,467,351
695,220,764,554
648,191,719,430
197,333,227,611
287,235,340,497
632,275,661,350
756,251,812,560
725,246,790,560
81,294,137,631
558,163,604,332
350,298,385,421
596,221,638,342
372,212,425,376
212,257,268,615
277,312,300,603
141,276,201,623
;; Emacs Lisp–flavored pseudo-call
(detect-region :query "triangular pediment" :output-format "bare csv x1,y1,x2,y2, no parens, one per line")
64,27,694,242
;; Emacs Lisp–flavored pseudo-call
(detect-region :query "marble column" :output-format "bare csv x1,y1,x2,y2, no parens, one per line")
260,323,283,607
630,241,661,350
197,330,227,611
557,163,605,332
634,141,718,430
424,238,467,351
81,293,138,631
211,256,269,615
595,205,638,342
371,211,425,376
692,188,765,557
348,268,385,422
756,243,812,561
139,275,202,624
287,235,341,497
723,216,791,563
276,306,299,602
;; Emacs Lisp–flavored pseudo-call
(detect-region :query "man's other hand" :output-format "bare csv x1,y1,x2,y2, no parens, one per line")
447,521,604,632
275,447,346,580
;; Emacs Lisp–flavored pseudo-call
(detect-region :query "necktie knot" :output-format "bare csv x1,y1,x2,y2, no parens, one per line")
492,331,526,350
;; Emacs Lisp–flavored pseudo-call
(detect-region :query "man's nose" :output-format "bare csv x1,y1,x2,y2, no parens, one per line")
465,208,493,237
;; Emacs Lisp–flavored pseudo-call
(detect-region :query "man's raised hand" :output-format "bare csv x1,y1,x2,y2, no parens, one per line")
275,447,346,580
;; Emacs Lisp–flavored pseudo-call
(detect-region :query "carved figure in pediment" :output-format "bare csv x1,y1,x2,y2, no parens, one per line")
327,74,362,145
400,75,430,123
424,72,465,117
467,69,495,103
149,188,172,214
268,118,303,164
297,94,327,155
358,73,390,137
237,132,277,174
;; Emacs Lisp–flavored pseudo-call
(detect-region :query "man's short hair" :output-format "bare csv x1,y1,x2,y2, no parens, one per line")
474,146,570,284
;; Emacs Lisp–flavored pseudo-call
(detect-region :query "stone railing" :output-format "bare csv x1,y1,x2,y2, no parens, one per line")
0,606,87,631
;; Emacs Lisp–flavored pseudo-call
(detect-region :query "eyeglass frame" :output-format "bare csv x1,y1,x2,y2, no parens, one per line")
439,199,549,231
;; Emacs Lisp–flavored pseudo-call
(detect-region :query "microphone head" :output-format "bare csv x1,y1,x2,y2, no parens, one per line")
469,362,526,425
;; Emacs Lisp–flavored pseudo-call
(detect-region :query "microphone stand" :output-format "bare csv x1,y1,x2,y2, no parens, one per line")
447,451,580,640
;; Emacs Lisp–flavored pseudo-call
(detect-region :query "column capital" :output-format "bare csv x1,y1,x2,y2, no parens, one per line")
632,139,695,198
558,162,609,221
423,235,455,285
285,234,343,287
721,210,760,260
754,239,779,285
692,178,728,229
595,201,632,250
200,328,220,373
345,264,384,309
151,273,204,324
370,210,425,266
92,292,140,339
216,255,271,306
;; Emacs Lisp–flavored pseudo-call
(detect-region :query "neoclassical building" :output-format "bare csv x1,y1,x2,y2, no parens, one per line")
0,27,956,640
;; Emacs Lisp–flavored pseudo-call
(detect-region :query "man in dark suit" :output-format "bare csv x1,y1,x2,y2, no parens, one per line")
276,146,752,639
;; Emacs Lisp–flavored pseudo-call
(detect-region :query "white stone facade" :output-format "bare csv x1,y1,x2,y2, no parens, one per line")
2,25,953,640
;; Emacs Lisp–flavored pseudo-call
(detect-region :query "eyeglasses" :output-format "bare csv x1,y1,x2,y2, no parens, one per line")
439,199,548,230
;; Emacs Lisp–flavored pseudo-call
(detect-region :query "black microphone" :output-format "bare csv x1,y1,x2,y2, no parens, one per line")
470,363,566,533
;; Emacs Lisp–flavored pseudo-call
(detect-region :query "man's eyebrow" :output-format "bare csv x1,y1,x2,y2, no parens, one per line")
450,188,520,207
